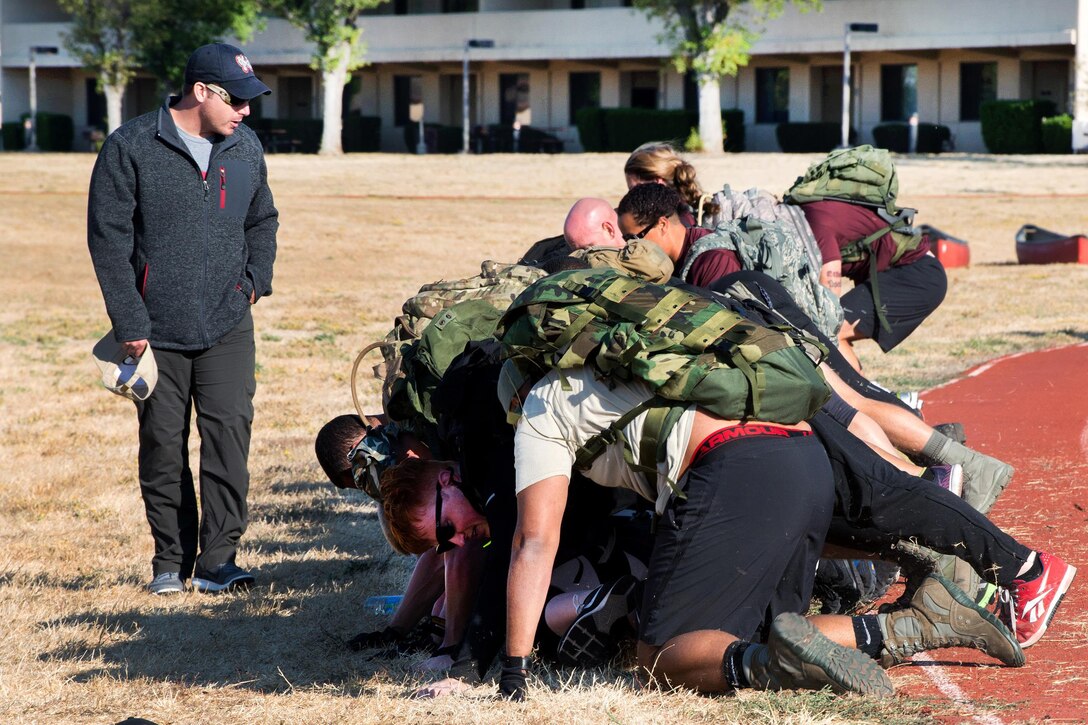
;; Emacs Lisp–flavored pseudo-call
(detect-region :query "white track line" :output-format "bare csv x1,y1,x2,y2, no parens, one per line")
910,345,1088,723
912,655,1006,725
1080,416,1088,461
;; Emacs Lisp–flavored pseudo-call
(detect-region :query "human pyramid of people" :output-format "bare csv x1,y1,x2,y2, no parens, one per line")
315,142,1077,702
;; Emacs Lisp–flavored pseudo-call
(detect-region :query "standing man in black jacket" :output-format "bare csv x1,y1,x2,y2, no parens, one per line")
87,43,279,595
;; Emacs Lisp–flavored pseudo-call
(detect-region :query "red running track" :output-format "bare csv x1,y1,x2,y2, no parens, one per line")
890,343,1088,721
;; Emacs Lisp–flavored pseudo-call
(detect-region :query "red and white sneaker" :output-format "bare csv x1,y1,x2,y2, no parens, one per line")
1006,552,1077,648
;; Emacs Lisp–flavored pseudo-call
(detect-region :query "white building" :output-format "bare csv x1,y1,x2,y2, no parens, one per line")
2,0,1086,152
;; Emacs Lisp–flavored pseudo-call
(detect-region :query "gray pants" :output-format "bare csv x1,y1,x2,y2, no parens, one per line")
136,310,256,577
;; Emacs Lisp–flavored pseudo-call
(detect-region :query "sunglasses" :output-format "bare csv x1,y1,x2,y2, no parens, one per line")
434,468,457,553
623,219,658,242
204,83,249,109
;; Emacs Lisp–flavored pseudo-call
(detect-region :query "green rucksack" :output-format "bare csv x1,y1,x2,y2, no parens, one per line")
351,261,546,441
679,215,844,339
497,268,829,487
785,145,924,332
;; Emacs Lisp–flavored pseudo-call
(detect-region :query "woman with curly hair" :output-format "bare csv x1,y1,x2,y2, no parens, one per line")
623,141,719,226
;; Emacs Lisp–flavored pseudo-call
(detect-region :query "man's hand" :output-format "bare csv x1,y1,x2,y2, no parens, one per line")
414,677,472,699
122,339,148,358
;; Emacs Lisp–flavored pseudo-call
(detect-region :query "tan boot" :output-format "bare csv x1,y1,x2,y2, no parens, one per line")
745,613,894,697
878,573,1024,667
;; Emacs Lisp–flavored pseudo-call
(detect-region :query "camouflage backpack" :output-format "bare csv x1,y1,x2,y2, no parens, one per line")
351,260,546,443
497,268,829,487
784,145,925,332
678,212,839,339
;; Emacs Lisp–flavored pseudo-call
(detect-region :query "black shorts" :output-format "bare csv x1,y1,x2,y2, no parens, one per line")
639,431,834,646
842,254,947,352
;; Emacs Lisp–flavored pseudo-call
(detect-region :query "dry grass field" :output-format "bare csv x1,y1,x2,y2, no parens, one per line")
1,150,1086,724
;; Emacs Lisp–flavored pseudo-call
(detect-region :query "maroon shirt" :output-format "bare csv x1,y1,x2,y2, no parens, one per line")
801,200,931,282
678,226,743,288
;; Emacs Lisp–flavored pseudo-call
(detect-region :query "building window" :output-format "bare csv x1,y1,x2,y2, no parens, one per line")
960,62,997,121
756,67,789,124
394,75,422,127
569,72,600,124
628,71,658,109
881,64,918,122
500,73,531,127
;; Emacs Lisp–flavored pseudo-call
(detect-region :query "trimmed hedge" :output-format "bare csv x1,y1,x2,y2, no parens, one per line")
980,99,1056,154
477,124,563,153
871,122,952,153
576,107,698,152
404,122,462,154
2,122,24,150
343,113,381,152
1041,114,1073,154
245,115,381,153
574,107,607,151
4,112,74,151
776,122,854,153
723,108,745,152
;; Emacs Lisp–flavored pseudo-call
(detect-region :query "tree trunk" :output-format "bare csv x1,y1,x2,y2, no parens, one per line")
103,79,125,134
697,71,724,155
319,41,352,156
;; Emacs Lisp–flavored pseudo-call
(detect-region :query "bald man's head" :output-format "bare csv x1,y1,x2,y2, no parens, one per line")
563,198,626,250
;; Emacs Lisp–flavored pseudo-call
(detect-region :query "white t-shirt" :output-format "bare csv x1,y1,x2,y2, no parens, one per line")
513,366,696,514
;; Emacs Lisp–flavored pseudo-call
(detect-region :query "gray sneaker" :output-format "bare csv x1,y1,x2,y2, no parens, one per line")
877,573,1024,667
191,562,255,593
557,575,638,667
746,613,895,697
147,572,185,595
951,448,1013,514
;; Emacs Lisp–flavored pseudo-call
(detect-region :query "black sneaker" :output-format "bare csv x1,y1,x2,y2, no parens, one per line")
191,562,255,593
557,575,639,667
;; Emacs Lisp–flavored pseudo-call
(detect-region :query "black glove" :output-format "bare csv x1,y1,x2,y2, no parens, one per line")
498,654,532,701
346,626,401,652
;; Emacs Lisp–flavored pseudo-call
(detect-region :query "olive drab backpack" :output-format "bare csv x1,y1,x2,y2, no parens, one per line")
686,185,844,339
351,261,546,444
784,145,925,333
497,268,829,490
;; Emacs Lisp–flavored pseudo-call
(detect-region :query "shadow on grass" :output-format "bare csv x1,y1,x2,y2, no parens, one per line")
30,476,424,696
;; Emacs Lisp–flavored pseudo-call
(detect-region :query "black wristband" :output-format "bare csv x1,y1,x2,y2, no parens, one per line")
500,653,533,671
498,652,532,701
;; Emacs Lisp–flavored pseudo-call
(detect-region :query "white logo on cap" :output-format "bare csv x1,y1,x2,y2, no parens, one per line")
235,54,253,74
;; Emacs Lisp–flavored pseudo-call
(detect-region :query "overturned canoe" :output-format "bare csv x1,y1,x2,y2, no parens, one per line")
920,224,970,268
1015,224,1088,265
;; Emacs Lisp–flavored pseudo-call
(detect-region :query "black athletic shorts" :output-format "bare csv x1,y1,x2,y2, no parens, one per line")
842,254,947,352
639,430,834,646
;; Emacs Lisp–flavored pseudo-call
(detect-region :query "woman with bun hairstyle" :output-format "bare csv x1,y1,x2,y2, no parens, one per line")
623,141,719,227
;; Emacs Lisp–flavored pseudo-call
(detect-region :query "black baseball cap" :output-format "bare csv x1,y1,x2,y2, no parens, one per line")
184,43,271,101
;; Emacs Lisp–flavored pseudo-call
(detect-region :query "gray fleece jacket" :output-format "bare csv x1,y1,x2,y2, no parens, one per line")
88,97,278,351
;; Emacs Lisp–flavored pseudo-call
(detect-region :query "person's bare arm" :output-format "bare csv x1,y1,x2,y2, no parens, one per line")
820,259,843,297
438,539,487,648
506,476,569,658
389,548,445,633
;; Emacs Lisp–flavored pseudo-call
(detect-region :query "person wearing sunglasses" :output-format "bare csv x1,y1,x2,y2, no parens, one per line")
616,182,742,289
87,43,277,596
317,340,648,692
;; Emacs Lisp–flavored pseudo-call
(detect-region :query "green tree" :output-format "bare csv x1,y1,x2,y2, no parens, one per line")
131,0,263,94
60,0,262,134
266,0,389,155
633,0,820,154
58,0,138,133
